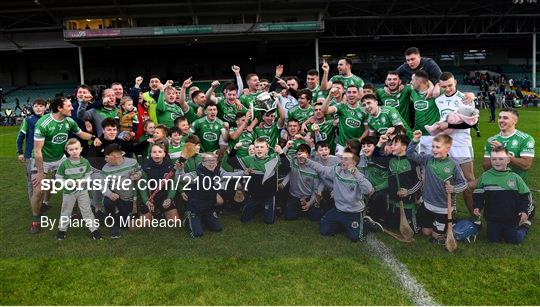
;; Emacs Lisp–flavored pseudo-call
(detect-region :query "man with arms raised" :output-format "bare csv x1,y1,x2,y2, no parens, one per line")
321,58,364,91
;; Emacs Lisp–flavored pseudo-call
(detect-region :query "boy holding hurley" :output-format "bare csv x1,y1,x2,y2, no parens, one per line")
406,130,468,243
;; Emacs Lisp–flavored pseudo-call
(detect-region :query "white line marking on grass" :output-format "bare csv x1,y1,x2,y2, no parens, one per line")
366,234,438,306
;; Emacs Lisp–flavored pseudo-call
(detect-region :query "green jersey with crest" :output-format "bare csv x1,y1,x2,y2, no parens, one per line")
190,117,225,153
367,106,411,137
409,88,440,135
330,74,364,89
309,85,327,103
484,130,535,182
229,127,255,158
56,158,93,194
34,114,81,162
335,103,367,146
375,85,412,124
254,122,280,148
288,105,314,124
168,142,184,163
240,92,259,108
217,98,248,127
156,92,185,128
308,118,336,152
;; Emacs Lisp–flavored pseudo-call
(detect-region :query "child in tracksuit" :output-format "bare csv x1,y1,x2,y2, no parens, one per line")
175,153,248,237
473,146,532,244
55,139,101,240
305,148,376,242
386,134,422,233
359,136,389,226
313,141,340,215
406,131,468,242
138,143,180,225
101,143,141,238
227,137,291,224
17,98,47,203
284,144,321,221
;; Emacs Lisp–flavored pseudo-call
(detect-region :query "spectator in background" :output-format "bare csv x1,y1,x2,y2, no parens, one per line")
488,90,497,123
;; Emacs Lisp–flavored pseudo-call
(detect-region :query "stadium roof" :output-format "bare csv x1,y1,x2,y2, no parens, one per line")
0,0,538,50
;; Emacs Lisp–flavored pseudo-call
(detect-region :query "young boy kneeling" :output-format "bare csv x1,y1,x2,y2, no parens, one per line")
305,148,376,242
473,146,532,244
175,153,249,237
284,144,321,221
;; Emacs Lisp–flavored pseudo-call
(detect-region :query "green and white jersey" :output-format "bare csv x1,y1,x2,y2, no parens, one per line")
330,73,364,89
308,118,336,153
228,127,254,158
410,88,440,135
156,92,185,128
367,106,411,136
308,85,327,103
55,157,92,194
484,130,535,182
240,92,259,108
335,103,367,146
287,105,314,124
34,114,81,162
185,102,201,124
254,122,280,148
217,99,248,127
434,90,471,146
190,117,225,153
285,138,306,161
375,85,412,124
168,142,184,163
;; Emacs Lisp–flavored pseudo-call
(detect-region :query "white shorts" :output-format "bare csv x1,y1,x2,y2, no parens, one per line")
449,145,474,165
31,156,65,175
419,136,433,154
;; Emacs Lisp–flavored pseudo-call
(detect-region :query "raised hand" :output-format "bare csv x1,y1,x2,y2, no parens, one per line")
182,77,193,89
321,59,329,73
135,76,143,87
231,65,241,74
275,64,284,78
413,130,422,142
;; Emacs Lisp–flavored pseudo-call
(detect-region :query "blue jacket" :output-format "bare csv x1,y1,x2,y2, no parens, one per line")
16,114,42,158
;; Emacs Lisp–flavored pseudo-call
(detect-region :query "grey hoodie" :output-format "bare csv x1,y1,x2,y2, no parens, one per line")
306,159,373,213
406,140,467,214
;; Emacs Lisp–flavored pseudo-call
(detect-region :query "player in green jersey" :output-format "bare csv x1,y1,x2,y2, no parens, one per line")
178,77,204,124
287,89,314,125
375,71,412,126
229,110,255,158
189,101,228,153
483,108,535,183
207,82,248,128
361,94,412,138
409,70,441,154
307,102,337,153
321,58,364,91
156,80,191,128
323,85,369,155
31,97,100,234
254,99,286,148
306,69,326,103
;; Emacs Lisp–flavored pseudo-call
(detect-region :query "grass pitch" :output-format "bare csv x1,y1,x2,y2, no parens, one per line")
0,108,539,305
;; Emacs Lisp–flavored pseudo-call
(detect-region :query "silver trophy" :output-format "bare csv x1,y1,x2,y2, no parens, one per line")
253,92,277,114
